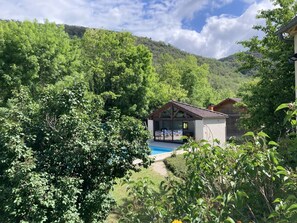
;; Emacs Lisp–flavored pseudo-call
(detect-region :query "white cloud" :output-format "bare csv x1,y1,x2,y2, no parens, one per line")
0,0,274,58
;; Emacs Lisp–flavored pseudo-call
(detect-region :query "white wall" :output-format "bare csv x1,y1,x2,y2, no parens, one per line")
195,120,204,141
202,118,226,144
147,119,154,138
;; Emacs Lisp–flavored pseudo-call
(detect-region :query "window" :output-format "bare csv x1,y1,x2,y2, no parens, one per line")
182,122,188,130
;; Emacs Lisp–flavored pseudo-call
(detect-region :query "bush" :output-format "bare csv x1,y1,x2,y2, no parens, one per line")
164,154,187,178
119,132,297,223
279,137,297,169
0,83,152,223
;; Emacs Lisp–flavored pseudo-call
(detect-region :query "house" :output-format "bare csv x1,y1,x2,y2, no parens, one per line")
147,100,228,144
213,98,245,139
276,15,297,98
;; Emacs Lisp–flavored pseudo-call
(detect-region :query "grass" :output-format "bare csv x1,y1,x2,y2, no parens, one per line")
106,164,166,222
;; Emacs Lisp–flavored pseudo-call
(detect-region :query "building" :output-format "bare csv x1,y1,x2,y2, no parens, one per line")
276,15,297,98
213,98,245,139
147,100,228,144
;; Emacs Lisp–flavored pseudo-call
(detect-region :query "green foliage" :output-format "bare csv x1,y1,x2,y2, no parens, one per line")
44,20,250,107
137,36,250,102
119,133,297,222
239,0,297,139
279,137,297,169
164,154,187,178
0,82,152,222
275,100,297,169
153,54,215,107
118,177,167,223
81,29,155,118
0,20,80,105
0,20,152,222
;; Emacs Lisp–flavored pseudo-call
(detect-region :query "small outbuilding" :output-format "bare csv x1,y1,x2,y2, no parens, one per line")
147,100,228,144
213,98,245,139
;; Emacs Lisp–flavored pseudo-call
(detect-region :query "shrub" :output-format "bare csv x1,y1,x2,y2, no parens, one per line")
119,132,297,222
0,83,151,223
164,154,187,178
279,137,297,169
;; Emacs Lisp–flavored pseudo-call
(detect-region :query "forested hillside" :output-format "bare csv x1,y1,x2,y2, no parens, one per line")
64,24,250,105
136,37,250,102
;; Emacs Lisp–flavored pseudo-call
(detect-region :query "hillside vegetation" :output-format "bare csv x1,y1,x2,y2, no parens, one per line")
64,24,250,106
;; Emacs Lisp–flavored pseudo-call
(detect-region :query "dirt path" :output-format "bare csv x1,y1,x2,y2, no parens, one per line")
151,161,168,177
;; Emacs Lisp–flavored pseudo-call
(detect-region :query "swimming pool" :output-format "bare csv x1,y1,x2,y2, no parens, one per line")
149,146,174,155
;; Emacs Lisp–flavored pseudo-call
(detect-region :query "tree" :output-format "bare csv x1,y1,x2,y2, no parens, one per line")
239,0,297,139
81,30,155,118
178,56,214,107
0,20,80,105
119,135,297,222
0,80,151,222
152,54,188,105
0,21,152,222
153,54,215,108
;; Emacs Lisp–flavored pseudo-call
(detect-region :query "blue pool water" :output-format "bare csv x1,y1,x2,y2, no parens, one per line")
149,146,174,155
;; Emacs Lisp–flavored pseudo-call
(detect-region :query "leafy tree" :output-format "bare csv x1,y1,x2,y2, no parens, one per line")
0,80,151,222
153,54,188,104
0,20,80,105
119,134,297,223
153,54,215,108
179,56,214,107
0,20,152,222
239,0,297,139
81,29,155,118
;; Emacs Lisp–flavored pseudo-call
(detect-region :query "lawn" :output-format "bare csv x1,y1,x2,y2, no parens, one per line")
106,163,168,222
106,155,187,222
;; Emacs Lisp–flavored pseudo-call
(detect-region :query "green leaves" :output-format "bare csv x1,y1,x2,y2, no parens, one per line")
119,130,297,223
82,30,154,118
0,22,153,221
239,0,297,139
0,20,80,105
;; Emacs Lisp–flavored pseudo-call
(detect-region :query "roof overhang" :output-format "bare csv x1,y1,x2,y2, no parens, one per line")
148,100,228,120
148,101,203,120
276,15,297,42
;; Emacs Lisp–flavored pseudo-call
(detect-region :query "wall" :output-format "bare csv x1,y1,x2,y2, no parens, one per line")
147,119,154,138
195,120,204,141
215,101,244,138
202,118,226,144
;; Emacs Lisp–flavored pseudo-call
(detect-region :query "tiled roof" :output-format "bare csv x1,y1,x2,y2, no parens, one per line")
149,100,228,119
214,98,242,109
171,100,227,119
229,98,242,103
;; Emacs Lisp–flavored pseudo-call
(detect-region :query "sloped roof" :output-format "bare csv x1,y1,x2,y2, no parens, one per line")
149,100,228,119
276,15,297,35
276,15,297,40
214,98,242,109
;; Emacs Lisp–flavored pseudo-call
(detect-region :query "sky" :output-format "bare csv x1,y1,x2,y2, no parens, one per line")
0,0,274,59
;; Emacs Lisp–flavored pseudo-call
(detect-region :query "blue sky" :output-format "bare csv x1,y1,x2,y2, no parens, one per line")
0,0,273,58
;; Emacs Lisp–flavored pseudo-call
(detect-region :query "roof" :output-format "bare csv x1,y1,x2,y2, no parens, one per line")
214,98,242,109
276,15,297,40
149,100,228,119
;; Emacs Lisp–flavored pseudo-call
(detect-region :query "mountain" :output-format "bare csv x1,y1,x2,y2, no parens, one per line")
137,37,249,98
58,24,251,99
